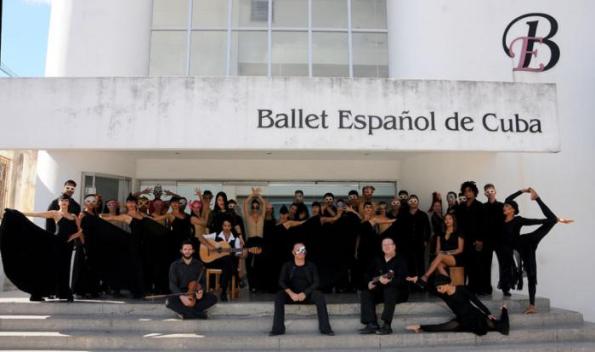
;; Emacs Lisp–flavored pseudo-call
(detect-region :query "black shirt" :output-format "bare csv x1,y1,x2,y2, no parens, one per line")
434,286,493,335
482,200,504,246
168,257,205,294
456,199,484,243
365,254,408,289
407,209,431,245
439,231,463,252
278,261,319,295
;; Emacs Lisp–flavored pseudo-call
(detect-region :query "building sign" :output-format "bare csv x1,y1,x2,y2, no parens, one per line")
0,77,560,152
503,13,560,72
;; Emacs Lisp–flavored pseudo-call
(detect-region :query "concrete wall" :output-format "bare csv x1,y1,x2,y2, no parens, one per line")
387,0,595,319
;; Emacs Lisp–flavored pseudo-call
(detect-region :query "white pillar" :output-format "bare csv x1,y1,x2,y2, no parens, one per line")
45,0,153,77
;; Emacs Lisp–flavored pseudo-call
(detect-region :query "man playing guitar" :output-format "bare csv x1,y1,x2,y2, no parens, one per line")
197,217,242,302
359,237,408,335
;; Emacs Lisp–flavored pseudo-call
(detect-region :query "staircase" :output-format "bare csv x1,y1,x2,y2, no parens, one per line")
0,293,594,351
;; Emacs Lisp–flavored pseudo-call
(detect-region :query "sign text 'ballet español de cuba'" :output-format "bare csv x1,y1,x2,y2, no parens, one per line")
257,109,543,136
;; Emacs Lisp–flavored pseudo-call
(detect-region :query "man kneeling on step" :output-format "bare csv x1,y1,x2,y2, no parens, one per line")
359,237,408,335
270,243,334,336
166,240,217,319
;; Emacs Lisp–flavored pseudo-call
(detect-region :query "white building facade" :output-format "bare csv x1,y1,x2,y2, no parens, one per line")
0,0,594,319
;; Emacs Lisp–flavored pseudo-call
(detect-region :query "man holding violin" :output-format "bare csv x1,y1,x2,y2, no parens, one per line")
166,240,217,319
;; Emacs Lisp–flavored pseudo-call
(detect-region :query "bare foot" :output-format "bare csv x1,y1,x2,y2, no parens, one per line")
524,305,537,314
406,324,421,333
558,218,574,224
529,189,539,200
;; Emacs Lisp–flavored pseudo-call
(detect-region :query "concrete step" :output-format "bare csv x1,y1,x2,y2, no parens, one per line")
0,296,550,317
0,324,594,350
0,309,582,333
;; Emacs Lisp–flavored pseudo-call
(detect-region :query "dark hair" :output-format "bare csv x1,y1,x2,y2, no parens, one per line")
83,193,97,200
279,205,289,214
444,212,458,232
409,194,419,200
214,192,228,211
103,199,120,215
460,181,479,197
170,195,182,203
378,201,387,207
58,194,71,201
323,192,334,199
64,180,77,187
228,199,237,205
181,240,194,249
504,200,520,215
251,199,260,207
447,191,457,198
311,201,321,208
484,183,496,190
203,190,213,197
126,193,138,203
363,201,373,207
398,190,409,196
294,190,304,195
348,190,359,196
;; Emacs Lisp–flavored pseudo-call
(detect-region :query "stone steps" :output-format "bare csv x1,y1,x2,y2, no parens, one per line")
0,324,594,350
0,309,582,333
0,294,593,351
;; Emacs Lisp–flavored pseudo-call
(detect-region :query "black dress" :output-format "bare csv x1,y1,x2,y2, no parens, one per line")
438,231,464,266
0,209,68,298
54,216,77,298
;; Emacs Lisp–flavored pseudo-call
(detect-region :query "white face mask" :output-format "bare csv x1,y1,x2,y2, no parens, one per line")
485,189,496,197
459,196,467,203
408,199,418,206
84,196,97,206
447,195,456,201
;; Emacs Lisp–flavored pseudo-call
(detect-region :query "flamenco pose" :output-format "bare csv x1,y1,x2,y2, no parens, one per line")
503,188,573,314
406,275,509,336
0,195,80,302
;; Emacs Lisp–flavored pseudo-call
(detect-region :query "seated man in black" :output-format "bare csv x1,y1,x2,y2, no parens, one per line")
405,274,509,336
359,237,408,335
166,241,217,319
270,243,334,336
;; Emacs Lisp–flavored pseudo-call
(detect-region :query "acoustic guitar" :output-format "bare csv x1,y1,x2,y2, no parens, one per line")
199,239,262,263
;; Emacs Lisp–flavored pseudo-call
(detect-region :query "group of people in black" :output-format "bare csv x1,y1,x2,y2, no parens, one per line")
0,178,572,337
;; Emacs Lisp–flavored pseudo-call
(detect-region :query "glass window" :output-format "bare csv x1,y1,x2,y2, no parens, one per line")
232,0,268,28
230,31,268,76
312,32,348,77
272,31,308,76
150,31,188,75
352,32,388,77
312,0,347,28
190,31,228,76
192,0,228,28
351,0,386,29
152,0,189,29
272,0,307,28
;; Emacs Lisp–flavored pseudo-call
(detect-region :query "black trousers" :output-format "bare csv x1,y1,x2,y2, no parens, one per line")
478,245,494,294
245,237,264,291
495,243,514,293
516,197,557,305
166,292,217,319
421,307,508,336
206,255,237,296
271,290,332,334
464,245,482,293
360,286,400,325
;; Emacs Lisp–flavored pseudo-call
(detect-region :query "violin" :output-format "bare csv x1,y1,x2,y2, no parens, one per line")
185,280,203,307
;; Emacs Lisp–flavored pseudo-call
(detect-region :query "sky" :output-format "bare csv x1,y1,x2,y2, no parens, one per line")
0,0,50,77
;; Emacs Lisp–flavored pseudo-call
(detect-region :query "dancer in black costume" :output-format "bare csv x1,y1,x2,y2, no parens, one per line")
406,275,509,336
0,195,78,301
503,187,573,314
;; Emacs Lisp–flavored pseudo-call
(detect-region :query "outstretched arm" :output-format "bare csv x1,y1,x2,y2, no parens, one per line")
23,210,59,220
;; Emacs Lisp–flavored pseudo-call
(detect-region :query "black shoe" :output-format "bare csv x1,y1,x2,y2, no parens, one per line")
416,278,427,290
29,295,45,302
321,330,335,336
376,323,393,335
269,330,285,336
220,294,228,302
499,307,510,335
503,290,512,297
358,323,379,334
